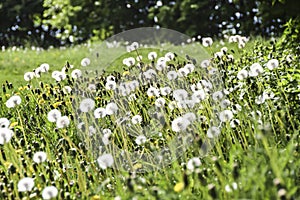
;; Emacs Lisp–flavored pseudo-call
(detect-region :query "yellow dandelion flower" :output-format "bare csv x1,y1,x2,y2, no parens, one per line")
174,182,185,193
91,195,101,200
39,99,45,104
9,122,18,128
5,94,10,98
95,97,101,101
133,163,142,170
16,149,23,154
123,71,130,76
18,86,24,91
53,101,62,108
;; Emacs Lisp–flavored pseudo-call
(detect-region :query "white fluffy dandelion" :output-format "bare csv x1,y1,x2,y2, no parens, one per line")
6,95,22,108
106,102,118,115
18,177,35,192
0,118,10,129
171,117,190,132
47,109,61,122
81,57,91,67
0,128,14,145
105,81,117,90
132,115,142,125
42,186,58,199
94,107,107,118
207,126,221,138
97,153,114,169
56,116,70,129
219,110,234,122
167,71,178,80
187,157,201,171
24,72,35,81
266,59,279,70
202,37,213,47
155,97,166,107
249,63,263,77
135,135,147,145
79,98,95,113
147,86,160,97
33,151,47,163
148,51,158,60
237,69,248,80
71,69,82,79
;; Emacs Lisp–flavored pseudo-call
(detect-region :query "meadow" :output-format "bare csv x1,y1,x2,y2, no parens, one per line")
0,34,299,200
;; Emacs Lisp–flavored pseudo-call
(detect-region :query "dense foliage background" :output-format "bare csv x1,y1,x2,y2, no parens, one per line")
0,0,299,47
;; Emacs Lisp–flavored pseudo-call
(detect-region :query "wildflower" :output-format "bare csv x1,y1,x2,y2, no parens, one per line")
102,133,111,145
147,86,160,97
182,112,196,123
56,116,70,129
143,69,157,79
71,69,82,79
214,51,223,59
249,63,263,77
201,59,210,68
33,151,47,163
80,98,95,113
173,89,188,102
184,63,195,73
266,59,279,70
94,107,107,118
200,80,213,91
207,126,220,138
165,52,175,61
105,81,117,90
202,37,213,47
237,69,248,80
192,90,206,103
148,52,158,60
171,117,190,132
238,42,245,49
160,87,172,96
97,153,114,169
0,118,10,128
81,57,91,67
178,67,189,77
212,91,223,101
42,186,58,199
18,177,35,192
39,63,50,72
123,57,135,67
52,71,66,82
47,109,61,122
132,115,142,125
155,97,166,107
168,101,177,110
187,157,201,171
106,102,118,115
220,99,231,108
219,110,234,122
167,71,178,80
6,95,22,108
24,72,35,81
135,135,147,145
0,128,14,144
174,182,185,192
221,47,228,53
63,86,72,94
106,75,116,82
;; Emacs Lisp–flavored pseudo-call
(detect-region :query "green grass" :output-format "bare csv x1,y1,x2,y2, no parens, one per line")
0,36,299,199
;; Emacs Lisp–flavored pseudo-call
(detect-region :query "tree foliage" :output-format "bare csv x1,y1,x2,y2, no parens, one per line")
0,0,299,47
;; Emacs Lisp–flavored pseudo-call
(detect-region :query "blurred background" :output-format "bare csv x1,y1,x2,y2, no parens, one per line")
0,0,299,48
